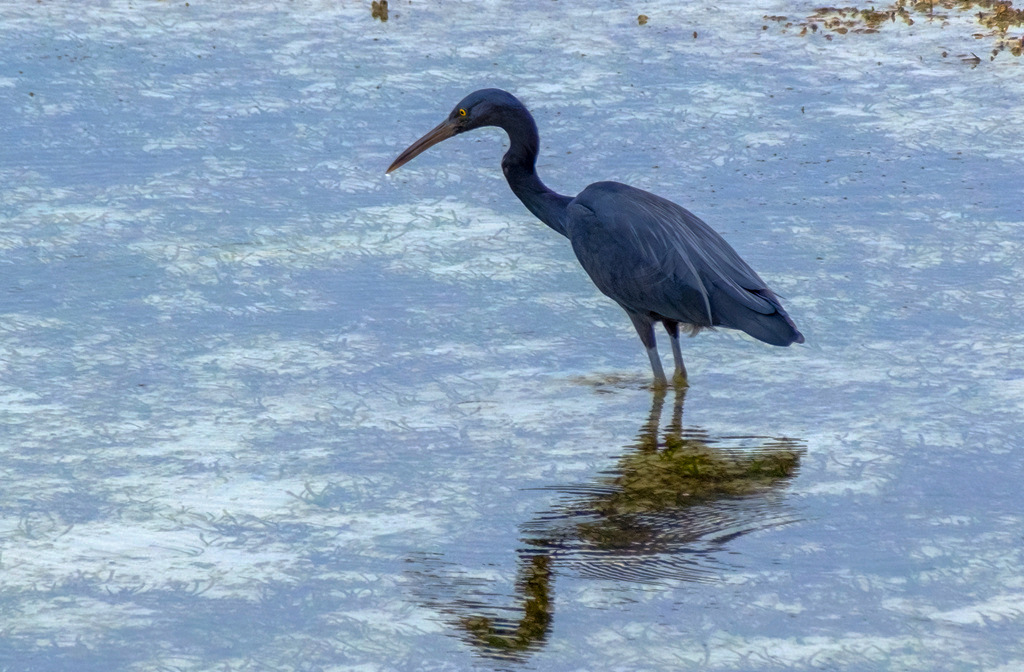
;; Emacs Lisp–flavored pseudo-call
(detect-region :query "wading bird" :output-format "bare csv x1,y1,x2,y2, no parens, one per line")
387,89,803,386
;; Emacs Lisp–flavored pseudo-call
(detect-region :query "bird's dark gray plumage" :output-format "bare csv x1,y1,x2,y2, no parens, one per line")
387,88,803,386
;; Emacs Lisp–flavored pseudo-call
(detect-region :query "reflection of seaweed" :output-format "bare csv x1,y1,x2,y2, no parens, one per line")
437,388,804,661
765,1,1024,57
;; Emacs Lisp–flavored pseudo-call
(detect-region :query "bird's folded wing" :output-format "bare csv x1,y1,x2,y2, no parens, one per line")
567,182,779,327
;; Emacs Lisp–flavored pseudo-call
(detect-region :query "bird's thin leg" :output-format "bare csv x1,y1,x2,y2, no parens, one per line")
662,320,688,385
646,347,667,388
627,312,667,387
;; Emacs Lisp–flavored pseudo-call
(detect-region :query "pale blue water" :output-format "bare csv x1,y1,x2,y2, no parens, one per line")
2,1,1023,670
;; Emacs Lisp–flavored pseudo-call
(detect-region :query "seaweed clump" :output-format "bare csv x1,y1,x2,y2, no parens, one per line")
764,0,1024,58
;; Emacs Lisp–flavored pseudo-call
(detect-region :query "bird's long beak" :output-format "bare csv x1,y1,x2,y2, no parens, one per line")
386,119,458,173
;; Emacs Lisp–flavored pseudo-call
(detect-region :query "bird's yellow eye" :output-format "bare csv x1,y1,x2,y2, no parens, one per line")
458,108,467,117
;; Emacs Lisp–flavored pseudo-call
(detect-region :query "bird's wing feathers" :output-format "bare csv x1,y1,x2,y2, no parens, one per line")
566,182,781,328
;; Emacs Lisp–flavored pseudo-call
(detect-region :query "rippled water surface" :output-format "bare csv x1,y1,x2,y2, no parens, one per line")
2,1,1023,670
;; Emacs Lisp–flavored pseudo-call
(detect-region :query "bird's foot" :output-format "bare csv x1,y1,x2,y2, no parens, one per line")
672,369,689,389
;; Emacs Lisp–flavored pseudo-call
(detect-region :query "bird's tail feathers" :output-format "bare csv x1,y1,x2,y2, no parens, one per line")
733,309,803,347
711,287,804,347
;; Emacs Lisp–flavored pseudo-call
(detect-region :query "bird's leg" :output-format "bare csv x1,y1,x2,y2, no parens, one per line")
645,346,668,388
627,312,667,387
662,320,688,386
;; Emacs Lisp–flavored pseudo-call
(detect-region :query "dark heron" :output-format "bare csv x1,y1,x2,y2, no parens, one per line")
387,89,804,386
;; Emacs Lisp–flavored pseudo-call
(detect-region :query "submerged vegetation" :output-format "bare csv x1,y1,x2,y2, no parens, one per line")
765,0,1024,58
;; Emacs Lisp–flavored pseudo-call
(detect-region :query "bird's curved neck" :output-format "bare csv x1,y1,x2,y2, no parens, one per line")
497,109,571,237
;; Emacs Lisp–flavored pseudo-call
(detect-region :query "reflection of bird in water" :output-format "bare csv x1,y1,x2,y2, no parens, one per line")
388,89,803,386
415,388,804,661
524,388,804,584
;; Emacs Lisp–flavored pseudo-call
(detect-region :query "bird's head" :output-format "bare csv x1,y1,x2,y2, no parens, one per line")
386,88,524,173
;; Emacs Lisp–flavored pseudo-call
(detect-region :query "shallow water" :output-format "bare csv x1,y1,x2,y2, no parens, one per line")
2,1,1023,670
